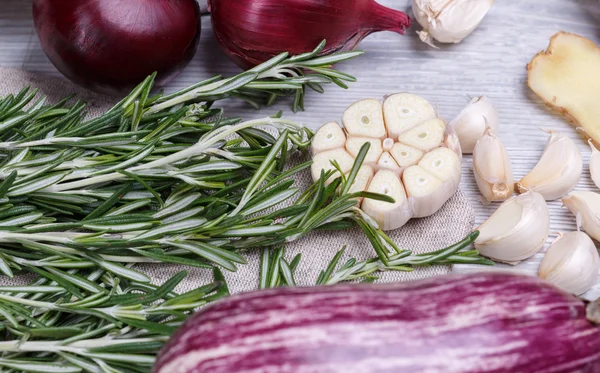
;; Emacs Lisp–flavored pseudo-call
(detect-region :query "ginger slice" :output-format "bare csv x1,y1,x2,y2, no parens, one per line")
528,32,600,145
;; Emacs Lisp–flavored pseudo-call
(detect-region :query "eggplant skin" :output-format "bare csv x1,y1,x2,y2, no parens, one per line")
153,272,600,373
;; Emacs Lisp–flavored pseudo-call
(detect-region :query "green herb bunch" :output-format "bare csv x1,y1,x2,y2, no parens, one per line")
0,43,491,372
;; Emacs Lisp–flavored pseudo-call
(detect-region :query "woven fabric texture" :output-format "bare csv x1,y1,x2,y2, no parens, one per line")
0,67,475,293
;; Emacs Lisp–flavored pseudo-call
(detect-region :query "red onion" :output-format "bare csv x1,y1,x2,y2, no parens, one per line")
32,0,201,95
208,0,411,69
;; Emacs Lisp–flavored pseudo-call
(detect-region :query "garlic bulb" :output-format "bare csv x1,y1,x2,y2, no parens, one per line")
412,0,494,47
517,131,582,201
472,128,514,202
311,93,462,230
475,191,550,264
449,96,499,154
563,191,600,242
589,140,600,190
538,231,600,296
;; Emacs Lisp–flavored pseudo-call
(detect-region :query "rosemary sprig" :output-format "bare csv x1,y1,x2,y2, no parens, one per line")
0,268,228,372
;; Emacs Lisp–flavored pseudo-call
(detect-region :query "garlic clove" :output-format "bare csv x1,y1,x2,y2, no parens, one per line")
418,147,462,187
450,96,499,154
347,166,375,195
345,137,383,165
403,165,445,218
589,139,600,190
475,191,550,264
538,231,600,295
398,118,446,152
413,0,494,46
390,143,424,168
473,128,514,202
378,152,401,172
311,148,355,183
342,99,386,139
562,191,600,242
311,121,346,155
518,131,582,201
361,170,412,231
383,93,437,138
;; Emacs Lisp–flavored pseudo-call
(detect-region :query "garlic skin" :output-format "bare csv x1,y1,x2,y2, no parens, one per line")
589,140,600,190
449,96,499,154
538,231,600,296
412,0,494,47
517,131,582,201
563,191,600,242
473,128,514,202
311,93,461,231
475,191,550,264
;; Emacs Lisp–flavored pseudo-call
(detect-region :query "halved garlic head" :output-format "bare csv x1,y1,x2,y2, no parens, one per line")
562,191,600,242
538,231,600,295
517,131,582,201
473,128,514,202
311,94,462,231
589,140,600,190
475,191,550,264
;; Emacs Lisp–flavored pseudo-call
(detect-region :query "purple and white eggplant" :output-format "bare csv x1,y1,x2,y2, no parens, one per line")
153,272,600,373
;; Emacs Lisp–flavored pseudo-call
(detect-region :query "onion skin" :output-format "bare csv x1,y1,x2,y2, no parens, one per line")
208,0,411,69
153,272,600,373
32,0,201,95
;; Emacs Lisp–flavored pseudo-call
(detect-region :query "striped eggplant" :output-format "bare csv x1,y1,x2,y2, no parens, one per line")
153,272,600,373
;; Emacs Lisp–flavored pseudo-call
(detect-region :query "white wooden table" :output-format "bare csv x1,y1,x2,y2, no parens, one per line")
2,0,600,297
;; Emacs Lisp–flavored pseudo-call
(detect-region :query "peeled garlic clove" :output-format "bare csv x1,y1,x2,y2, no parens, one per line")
562,191,600,242
398,118,446,152
311,121,346,155
342,99,386,139
345,137,383,164
518,131,582,201
362,170,412,231
412,0,494,47
383,93,437,138
473,129,514,202
589,140,600,190
450,96,499,154
538,231,600,295
475,191,550,264
311,148,355,183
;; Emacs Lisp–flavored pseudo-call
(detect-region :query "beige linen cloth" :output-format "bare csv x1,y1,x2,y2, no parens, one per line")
0,67,475,293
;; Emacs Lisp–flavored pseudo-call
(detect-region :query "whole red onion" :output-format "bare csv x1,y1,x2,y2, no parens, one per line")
209,0,411,70
33,0,201,95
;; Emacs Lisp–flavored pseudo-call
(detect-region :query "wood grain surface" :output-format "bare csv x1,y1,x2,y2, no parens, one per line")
1,0,600,298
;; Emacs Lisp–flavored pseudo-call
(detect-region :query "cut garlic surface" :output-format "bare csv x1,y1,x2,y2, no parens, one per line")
538,231,600,295
473,128,514,202
450,96,499,154
589,140,600,190
362,170,412,231
563,191,600,242
518,131,582,201
475,191,550,264
311,93,461,230
311,122,346,154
